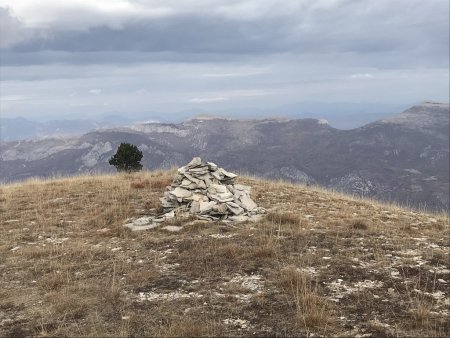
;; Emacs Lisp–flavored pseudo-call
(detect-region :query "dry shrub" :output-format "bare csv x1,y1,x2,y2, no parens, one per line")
366,319,397,337
144,196,161,211
47,290,92,321
21,245,64,260
244,244,278,260
162,215,197,228
100,284,122,310
410,298,433,328
39,272,70,291
182,220,212,233
127,267,160,288
349,219,369,230
216,242,244,260
150,177,172,190
243,236,279,259
221,281,249,294
175,239,247,276
278,266,335,331
130,179,150,189
427,250,449,266
155,317,219,337
267,212,301,225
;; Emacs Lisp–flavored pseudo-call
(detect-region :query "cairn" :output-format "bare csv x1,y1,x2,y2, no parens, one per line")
161,157,266,221
124,157,266,231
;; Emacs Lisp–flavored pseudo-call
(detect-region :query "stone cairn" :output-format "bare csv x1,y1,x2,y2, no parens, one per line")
124,157,266,231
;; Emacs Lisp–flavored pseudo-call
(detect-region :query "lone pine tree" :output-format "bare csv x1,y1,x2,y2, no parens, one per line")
109,143,143,173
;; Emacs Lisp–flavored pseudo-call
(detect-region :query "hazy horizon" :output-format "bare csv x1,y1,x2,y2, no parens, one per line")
1,0,449,120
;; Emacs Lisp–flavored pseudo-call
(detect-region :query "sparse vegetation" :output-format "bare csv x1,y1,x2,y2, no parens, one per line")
0,171,448,337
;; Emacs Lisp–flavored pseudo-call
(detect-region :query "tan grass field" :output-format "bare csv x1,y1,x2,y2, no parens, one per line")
0,171,449,337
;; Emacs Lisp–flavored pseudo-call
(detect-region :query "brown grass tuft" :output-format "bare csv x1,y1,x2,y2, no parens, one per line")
150,176,172,190
349,219,369,230
410,298,433,328
155,317,220,337
130,179,150,189
267,211,302,225
278,266,335,332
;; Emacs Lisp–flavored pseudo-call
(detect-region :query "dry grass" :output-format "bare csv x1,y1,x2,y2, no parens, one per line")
278,266,335,333
0,171,448,337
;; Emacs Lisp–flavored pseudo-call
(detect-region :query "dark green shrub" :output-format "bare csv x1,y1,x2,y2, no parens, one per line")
109,143,143,173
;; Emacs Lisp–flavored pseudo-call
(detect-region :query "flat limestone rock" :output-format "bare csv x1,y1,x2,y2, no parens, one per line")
228,215,249,222
126,223,159,231
198,214,220,221
219,168,238,179
211,171,223,180
208,184,229,194
160,197,176,208
226,201,244,215
188,167,209,174
199,201,217,213
207,162,218,170
238,195,258,211
162,210,175,219
184,173,201,185
170,187,192,199
208,192,234,203
162,225,183,232
186,157,202,168
190,201,200,214
212,203,228,214
191,193,209,202
207,185,233,198
124,216,159,231
234,184,251,192
180,179,197,188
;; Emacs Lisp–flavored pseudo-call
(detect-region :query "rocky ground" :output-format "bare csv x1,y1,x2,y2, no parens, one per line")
0,171,448,337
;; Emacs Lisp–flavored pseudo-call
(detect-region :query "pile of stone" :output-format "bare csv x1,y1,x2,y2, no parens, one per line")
124,157,266,231
160,157,266,222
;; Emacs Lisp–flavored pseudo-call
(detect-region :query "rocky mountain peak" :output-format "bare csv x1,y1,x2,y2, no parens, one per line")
381,101,449,131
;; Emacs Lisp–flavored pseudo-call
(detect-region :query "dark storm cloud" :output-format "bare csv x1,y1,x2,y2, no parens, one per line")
9,15,288,54
1,0,448,68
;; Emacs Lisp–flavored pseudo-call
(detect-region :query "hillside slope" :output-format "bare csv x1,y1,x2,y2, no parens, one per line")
1,102,449,211
0,172,448,337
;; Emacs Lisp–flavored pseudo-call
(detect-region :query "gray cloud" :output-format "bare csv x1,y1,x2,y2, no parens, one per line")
0,0,448,119
1,0,448,67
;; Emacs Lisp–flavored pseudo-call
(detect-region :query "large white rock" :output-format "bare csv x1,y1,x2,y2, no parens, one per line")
238,195,258,211
124,216,159,231
185,157,202,168
199,201,217,213
170,187,192,199
226,201,244,215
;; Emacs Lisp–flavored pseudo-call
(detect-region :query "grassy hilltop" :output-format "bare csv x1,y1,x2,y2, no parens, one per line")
0,171,449,337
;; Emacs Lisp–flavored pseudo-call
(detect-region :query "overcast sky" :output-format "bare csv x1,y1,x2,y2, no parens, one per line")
0,0,448,119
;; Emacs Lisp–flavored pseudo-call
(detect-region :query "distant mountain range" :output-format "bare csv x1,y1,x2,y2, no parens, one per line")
1,102,448,211
1,102,408,141
0,115,153,141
